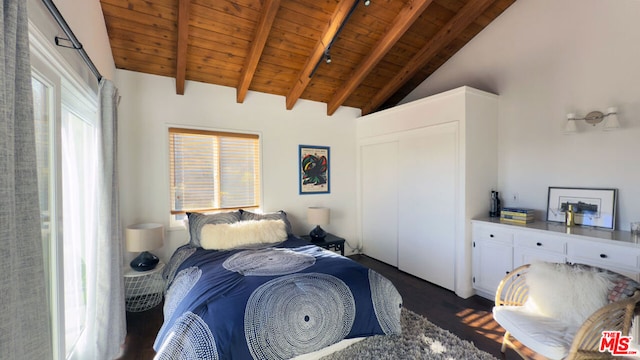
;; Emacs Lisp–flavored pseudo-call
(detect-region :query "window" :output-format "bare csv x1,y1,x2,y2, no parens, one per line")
31,36,98,360
169,127,261,216
60,104,97,355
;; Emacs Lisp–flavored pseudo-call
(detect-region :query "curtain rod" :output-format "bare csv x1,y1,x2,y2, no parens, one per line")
41,0,103,82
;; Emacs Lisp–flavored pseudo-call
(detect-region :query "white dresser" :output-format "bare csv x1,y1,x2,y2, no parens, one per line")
472,218,640,300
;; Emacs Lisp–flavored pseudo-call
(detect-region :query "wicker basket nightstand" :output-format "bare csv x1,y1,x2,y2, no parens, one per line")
123,261,165,312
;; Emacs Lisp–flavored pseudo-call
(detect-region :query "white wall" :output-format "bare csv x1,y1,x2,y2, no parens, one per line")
116,70,361,261
51,0,115,80
402,0,640,230
46,1,359,262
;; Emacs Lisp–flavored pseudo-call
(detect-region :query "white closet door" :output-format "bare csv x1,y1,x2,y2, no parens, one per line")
398,123,457,290
360,141,398,266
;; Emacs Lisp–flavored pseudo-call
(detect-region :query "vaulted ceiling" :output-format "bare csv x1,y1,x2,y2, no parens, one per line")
100,0,515,115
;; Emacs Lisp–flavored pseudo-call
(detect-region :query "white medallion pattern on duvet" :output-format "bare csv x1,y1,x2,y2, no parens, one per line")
244,273,356,359
156,311,218,360
369,269,403,335
164,266,202,320
222,247,316,276
164,246,197,291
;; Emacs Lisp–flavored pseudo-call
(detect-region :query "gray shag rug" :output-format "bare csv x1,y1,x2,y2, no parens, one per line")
321,308,498,360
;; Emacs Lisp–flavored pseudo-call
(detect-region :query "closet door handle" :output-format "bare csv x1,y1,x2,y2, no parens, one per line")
536,242,542,246
600,253,608,259
489,234,494,238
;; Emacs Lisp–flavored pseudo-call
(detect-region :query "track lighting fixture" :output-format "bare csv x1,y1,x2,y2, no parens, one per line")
308,0,370,78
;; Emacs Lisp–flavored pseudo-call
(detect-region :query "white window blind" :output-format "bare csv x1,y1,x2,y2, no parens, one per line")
169,127,260,214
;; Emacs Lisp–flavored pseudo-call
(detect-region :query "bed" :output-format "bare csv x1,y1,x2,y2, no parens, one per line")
153,210,403,359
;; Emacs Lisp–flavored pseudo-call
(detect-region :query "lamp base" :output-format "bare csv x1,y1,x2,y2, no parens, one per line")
309,225,327,242
130,251,159,272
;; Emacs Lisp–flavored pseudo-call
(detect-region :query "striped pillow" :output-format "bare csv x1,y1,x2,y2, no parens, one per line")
607,274,640,303
239,209,292,234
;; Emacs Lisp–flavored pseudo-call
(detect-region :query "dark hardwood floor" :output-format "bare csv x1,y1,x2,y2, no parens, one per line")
118,254,528,359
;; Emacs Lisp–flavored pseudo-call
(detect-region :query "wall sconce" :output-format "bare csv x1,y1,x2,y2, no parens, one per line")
564,107,620,134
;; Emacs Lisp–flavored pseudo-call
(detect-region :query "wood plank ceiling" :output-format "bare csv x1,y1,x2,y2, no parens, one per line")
100,0,515,115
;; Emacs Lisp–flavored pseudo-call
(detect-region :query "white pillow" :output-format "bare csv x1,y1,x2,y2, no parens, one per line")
525,262,613,329
200,219,287,250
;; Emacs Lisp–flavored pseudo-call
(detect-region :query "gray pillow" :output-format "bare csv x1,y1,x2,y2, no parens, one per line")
186,211,241,247
239,209,292,234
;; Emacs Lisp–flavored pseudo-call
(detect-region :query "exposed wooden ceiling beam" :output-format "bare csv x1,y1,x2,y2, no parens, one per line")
361,0,496,115
286,0,358,110
237,0,281,103
326,0,433,116
175,0,190,95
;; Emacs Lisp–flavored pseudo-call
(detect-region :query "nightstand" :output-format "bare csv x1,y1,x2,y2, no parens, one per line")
123,261,165,312
301,233,345,256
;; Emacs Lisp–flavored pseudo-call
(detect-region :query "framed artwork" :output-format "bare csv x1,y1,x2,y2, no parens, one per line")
299,145,330,194
546,187,617,229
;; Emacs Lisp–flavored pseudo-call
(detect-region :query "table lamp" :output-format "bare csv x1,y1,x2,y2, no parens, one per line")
307,207,330,242
126,223,164,271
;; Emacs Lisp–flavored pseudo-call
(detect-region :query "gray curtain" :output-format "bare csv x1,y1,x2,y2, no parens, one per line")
77,78,126,359
0,0,53,359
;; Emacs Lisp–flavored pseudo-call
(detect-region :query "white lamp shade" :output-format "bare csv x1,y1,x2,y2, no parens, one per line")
307,207,330,226
603,107,620,131
126,223,164,252
564,113,577,134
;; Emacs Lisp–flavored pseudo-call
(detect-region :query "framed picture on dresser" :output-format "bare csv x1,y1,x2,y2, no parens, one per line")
546,187,617,229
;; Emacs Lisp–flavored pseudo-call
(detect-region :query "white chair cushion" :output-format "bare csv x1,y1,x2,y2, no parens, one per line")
493,305,577,360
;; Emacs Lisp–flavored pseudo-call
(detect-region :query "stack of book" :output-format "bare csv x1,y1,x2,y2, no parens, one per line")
500,207,534,224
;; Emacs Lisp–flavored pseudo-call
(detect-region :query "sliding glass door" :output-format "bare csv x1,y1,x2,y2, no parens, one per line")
61,105,97,356
32,55,98,360
32,68,64,358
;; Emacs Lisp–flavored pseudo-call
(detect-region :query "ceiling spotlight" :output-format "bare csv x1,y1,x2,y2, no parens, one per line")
324,48,332,64
363,0,371,6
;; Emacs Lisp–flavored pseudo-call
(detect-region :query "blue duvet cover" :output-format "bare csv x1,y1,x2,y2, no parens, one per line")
153,235,402,359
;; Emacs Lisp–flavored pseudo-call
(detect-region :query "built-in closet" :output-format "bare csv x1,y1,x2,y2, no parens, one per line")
356,86,498,298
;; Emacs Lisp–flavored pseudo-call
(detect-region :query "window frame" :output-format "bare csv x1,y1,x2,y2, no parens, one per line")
31,55,65,360
30,17,99,360
167,126,263,226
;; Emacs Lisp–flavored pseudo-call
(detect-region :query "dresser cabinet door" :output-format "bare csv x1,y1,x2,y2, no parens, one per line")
472,223,513,298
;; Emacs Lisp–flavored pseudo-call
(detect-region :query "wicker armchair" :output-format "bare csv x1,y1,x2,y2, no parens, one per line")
494,263,640,360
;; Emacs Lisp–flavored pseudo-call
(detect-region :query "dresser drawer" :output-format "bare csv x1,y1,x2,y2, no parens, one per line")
473,223,513,244
514,233,566,254
567,241,639,269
